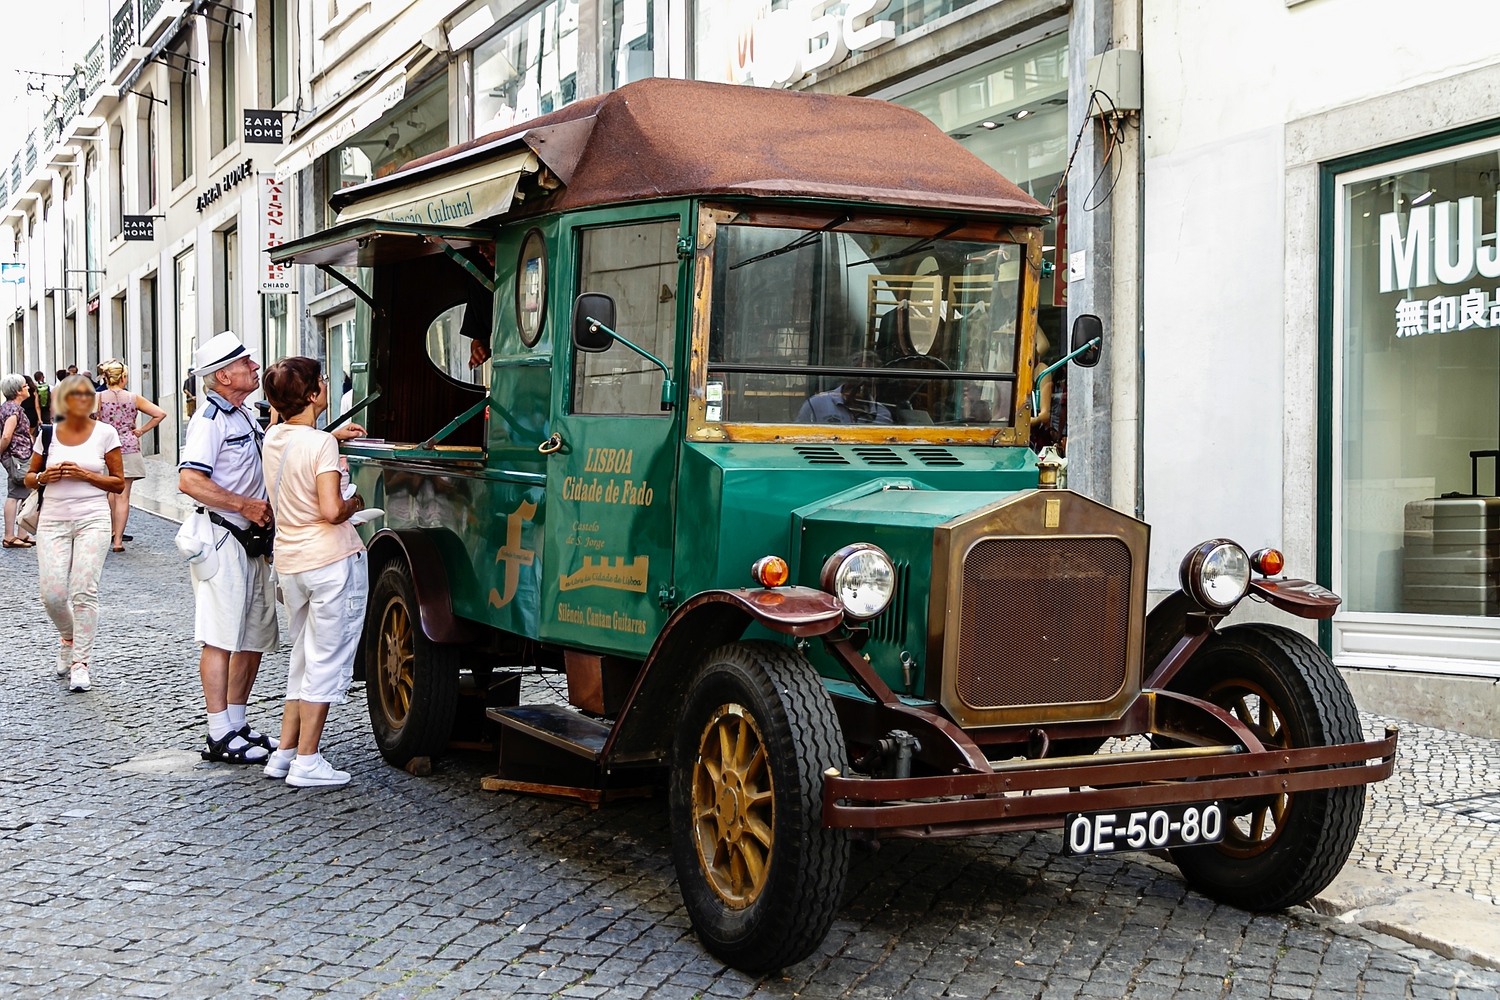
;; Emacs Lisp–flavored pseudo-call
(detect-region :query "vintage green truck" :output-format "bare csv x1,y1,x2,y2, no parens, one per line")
272,78,1396,972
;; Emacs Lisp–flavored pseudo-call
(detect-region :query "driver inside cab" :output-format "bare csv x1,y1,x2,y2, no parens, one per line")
796,353,893,424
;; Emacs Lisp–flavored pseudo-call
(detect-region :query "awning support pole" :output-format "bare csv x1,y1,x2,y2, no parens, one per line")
422,397,490,451
316,264,377,310
435,239,496,294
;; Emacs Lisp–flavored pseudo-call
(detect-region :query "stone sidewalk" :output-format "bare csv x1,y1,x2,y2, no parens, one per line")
1,511,1498,998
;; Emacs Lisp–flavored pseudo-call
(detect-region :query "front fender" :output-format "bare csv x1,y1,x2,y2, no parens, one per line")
366,528,485,645
601,587,844,765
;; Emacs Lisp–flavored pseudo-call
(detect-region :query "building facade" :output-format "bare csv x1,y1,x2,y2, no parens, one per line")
1142,0,1500,731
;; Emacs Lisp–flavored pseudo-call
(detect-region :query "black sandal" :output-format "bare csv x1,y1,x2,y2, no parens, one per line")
238,725,275,752
200,731,268,764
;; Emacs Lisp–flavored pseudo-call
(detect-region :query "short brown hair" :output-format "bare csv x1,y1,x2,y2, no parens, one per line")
262,357,322,420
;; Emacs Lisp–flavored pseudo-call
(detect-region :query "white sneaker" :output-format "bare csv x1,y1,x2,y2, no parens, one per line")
55,647,70,677
69,665,91,692
286,755,351,788
262,750,297,779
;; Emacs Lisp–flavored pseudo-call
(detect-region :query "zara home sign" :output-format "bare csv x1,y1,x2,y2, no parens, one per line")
244,110,284,144
1380,199,1500,339
196,158,256,213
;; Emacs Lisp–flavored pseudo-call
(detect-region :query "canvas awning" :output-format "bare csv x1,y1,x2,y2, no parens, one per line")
333,149,538,226
268,220,495,269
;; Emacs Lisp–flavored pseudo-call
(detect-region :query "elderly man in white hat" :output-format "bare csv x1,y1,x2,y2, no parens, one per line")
177,331,281,764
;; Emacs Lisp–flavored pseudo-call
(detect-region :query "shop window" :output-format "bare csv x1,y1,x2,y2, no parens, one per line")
215,225,238,335
169,57,193,187
210,26,237,153
175,249,196,447
473,0,579,134
1338,141,1500,617
573,220,678,416
608,0,660,87
269,0,293,105
140,95,160,209
141,275,160,454
324,79,450,215
84,150,100,298
109,121,124,235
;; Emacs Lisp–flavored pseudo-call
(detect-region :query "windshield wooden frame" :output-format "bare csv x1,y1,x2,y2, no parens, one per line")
686,203,1042,447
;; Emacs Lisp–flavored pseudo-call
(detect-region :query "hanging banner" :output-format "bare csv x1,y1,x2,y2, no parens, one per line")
260,175,292,292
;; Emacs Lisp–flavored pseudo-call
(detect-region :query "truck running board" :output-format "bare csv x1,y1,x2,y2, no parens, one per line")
482,705,653,808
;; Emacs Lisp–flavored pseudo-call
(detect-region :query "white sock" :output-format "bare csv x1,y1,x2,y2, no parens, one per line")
208,710,234,741
226,703,247,730
270,748,296,762
296,752,322,767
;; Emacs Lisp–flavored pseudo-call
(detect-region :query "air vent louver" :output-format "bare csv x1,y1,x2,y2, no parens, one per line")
912,447,963,467
795,445,849,465
852,446,907,466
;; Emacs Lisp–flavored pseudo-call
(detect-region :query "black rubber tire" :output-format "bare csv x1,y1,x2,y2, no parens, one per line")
668,641,850,972
1167,623,1365,910
365,559,461,767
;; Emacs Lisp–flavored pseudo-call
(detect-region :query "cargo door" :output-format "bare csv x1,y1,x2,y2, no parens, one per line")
541,211,688,655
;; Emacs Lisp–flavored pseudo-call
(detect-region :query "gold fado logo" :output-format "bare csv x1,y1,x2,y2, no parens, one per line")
489,500,537,609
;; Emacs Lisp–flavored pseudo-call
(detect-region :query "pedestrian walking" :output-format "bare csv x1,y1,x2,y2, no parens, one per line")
176,332,280,764
20,375,43,432
1,373,37,548
31,373,50,424
23,374,125,692
259,358,370,787
95,360,166,552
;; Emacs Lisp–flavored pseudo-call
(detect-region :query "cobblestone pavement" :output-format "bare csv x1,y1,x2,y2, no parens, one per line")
2,513,1499,999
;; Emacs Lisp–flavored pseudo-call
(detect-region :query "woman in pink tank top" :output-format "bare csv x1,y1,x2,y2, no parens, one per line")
95,361,166,551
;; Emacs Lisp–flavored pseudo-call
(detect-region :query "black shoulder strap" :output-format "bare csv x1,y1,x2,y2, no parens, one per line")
40,423,52,459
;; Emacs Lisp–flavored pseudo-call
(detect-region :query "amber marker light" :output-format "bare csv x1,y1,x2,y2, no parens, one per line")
1251,547,1286,577
751,555,791,588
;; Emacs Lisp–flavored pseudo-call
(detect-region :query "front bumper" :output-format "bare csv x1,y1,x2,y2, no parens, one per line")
822,727,1398,839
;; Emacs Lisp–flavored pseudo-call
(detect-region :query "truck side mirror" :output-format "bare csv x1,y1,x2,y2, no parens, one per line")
1070,314,1104,368
572,293,617,353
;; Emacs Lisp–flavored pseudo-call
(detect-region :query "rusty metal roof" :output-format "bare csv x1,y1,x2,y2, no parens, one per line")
329,78,1051,221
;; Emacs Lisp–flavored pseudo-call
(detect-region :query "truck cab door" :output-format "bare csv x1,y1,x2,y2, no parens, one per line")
540,210,689,656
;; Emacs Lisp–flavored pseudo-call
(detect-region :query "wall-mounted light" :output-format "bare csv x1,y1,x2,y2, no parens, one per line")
1411,189,1435,206
1012,109,1032,121
980,120,1000,130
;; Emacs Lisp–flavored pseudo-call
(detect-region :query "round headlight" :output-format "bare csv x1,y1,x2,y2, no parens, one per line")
819,543,896,620
1179,539,1252,610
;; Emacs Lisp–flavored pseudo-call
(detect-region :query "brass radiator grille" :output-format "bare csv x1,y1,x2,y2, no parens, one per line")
955,537,1132,709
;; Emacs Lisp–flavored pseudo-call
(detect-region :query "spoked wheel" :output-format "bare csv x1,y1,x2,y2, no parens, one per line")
365,560,460,767
1168,623,1365,910
669,641,850,972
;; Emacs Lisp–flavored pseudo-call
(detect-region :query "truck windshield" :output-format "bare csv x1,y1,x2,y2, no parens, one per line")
706,223,1024,428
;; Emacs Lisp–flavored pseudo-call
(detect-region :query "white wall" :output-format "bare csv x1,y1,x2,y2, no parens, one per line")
1140,0,1500,591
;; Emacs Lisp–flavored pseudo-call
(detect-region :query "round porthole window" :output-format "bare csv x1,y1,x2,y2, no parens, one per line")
516,229,547,347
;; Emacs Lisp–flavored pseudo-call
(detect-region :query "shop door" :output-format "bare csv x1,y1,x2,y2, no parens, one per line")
541,213,687,656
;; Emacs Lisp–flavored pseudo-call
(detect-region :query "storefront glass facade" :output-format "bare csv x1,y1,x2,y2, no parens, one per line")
1337,137,1500,621
472,0,579,133
324,79,451,211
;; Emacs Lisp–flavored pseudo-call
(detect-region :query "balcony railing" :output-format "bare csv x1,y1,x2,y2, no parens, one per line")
9,155,19,194
85,39,105,95
25,133,37,173
111,0,136,69
140,0,164,23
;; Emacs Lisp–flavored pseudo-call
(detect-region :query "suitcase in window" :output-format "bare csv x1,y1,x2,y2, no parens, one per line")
1401,450,1500,617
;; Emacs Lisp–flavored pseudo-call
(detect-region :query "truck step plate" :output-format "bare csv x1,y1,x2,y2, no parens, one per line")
1064,801,1224,856
487,704,611,760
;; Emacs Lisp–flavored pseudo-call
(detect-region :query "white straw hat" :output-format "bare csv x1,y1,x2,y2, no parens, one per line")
190,331,256,378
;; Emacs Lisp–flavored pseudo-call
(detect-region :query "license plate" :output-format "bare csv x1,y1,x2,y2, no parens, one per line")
1064,802,1224,855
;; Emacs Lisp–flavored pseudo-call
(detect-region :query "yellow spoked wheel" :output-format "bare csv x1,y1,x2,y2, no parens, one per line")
1204,678,1291,859
692,705,775,909
376,599,416,731
364,560,459,767
669,641,849,973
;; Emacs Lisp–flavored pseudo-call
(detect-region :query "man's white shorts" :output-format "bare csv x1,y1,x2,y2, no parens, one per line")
283,551,368,705
192,526,279,654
